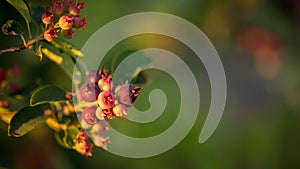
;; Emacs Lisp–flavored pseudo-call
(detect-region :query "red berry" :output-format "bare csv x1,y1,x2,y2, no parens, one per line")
97,91,115,109
80,82,100,102
44,26,58,42
82,107,97,125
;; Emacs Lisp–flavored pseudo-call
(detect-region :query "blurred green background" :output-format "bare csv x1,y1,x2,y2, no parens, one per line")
1,0,300,168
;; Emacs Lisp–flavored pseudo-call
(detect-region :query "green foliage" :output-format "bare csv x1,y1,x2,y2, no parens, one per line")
8,104,48,137
30,85,69,106
6,0,31,24
54,125,79,149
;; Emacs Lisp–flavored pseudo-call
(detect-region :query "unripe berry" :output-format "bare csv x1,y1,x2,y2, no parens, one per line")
113,104,128,117
41,11,53,24
80,82,100,102
98,75,113,91
44,26,58,42
69,2,84,15
115,84,141,106
59,15,73,30
82,107,98,125
97,91,115,109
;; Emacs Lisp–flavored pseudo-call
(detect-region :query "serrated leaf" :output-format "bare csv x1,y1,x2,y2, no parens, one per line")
6,0,31,24
8,105,47,137
30,85,69,106
2,20,23,35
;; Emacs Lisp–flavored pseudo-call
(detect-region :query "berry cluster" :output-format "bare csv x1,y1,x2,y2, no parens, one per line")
42,0,87,41
79,69,141,124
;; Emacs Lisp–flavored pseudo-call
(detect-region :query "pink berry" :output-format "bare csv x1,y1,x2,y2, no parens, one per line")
115,84,141,106
80,82,100,102
44,26,58,42
82,107,98,125
59,15,73,30
41,11,53,24
98,91,115,109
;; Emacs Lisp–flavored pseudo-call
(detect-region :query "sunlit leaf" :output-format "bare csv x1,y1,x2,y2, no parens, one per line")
8,104,48,137
30,85,69,106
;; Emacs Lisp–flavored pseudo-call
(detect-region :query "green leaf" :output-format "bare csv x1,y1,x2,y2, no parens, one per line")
54,131,72,149
6,0,31,23
30,85,69,106
63,125,79,148
2,20,23,35
54,125,79,149
42,42,75,78
8,105,47,137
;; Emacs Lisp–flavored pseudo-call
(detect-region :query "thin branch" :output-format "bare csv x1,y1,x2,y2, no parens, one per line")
0,33,44,55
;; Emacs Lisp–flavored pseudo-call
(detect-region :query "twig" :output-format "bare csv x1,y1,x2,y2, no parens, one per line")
0,33,44,55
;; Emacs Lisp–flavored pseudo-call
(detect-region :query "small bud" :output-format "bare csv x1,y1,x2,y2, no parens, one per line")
61,29,74,39
43,26,58,42
41,11,53,24
73,16,86,30
59,15,73,30
97,91,115,109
